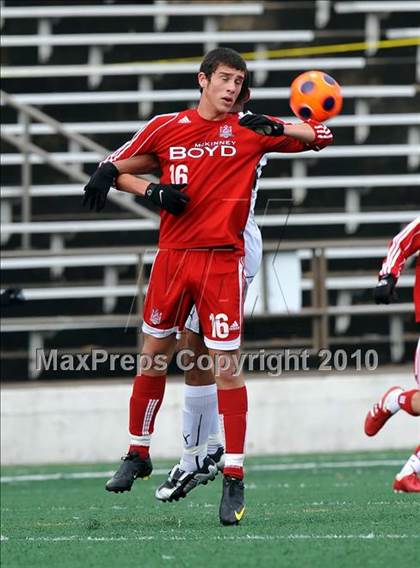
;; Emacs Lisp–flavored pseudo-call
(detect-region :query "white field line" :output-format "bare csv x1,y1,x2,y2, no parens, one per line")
1,533,418,543
0,459,404,483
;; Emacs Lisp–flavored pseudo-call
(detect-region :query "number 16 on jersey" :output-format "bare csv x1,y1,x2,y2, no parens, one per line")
170,164,188,184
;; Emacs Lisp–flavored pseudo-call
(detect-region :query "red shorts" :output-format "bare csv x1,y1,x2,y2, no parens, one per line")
142,249,245,350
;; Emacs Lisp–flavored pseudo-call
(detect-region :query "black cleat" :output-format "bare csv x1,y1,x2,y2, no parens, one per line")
155,456,218,502
209,446,225,472
105,451,153,493
219,475,245,526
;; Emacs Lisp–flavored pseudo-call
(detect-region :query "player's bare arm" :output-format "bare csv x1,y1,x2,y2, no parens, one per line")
114,155,190,216
283,122,316,144
114,154,160,176
113,154,160,197
239,113,333,149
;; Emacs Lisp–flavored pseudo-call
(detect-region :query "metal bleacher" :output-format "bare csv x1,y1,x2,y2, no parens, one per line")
1,237,416,378
1,0,419,380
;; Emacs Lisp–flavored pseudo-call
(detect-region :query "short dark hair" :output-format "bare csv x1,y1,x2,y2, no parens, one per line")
199,47,249,93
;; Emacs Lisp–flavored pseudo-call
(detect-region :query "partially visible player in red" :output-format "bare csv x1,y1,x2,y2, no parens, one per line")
83,47,333,524
364,217,420,492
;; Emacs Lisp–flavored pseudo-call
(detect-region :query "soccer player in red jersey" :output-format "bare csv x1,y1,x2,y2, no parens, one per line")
104,90,254,496
364,217,420,492
83,48,333,524
102,90,263,502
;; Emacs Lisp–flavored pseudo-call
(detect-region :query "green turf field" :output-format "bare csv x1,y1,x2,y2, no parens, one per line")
1,451,419,568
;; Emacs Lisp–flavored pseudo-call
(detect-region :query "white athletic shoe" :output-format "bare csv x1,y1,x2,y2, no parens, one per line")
155,456,218,502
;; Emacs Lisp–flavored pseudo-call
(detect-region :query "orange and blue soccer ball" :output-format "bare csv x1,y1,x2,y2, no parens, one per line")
289,70,343,122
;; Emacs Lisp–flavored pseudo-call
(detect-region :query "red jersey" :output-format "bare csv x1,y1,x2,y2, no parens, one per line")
104,108,317,252
379,217,420,322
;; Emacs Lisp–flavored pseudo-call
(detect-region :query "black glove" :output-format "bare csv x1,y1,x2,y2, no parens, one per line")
82,162,118,212
239,113,284,136
1,288,25,308
374,274,397,304
145,183,190,215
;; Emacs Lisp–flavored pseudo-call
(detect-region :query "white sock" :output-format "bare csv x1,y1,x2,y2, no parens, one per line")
397,450,420,478
207,410,223,455
179,384,217,472
383,388,403,414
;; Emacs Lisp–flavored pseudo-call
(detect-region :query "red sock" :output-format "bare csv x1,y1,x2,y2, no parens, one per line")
128,373,166,458
218,386,248,479
398,389,419,416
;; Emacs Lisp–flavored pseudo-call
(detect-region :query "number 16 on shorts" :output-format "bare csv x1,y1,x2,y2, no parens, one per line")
210,313,230,339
